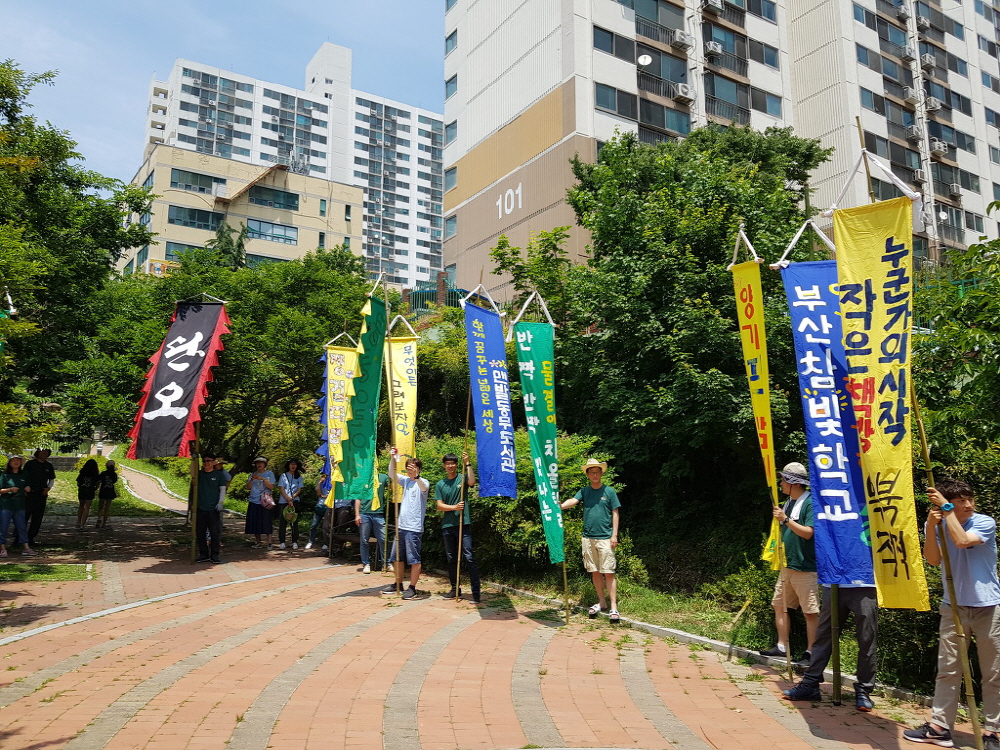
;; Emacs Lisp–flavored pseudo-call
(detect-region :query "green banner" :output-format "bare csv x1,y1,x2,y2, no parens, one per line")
337,296,386,501
513,321,563,564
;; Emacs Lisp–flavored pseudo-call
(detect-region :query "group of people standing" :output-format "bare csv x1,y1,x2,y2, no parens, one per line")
762,461,1000,748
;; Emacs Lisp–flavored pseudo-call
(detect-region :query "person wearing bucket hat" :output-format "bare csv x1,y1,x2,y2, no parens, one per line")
277,459,304,550
760,461,819,669
561,458,621,623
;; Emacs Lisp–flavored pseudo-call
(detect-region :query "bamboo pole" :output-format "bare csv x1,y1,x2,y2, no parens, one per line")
189,423,200,563
911,391,984,750
455,389,473,601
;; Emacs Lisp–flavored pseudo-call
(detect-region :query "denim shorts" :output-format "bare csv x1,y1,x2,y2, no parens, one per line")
389,529,422,565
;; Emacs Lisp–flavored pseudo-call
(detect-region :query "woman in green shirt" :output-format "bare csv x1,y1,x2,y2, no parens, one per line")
0,455,36,557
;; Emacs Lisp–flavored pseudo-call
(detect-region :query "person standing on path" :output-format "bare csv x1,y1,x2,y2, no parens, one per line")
75,459,100,531
903,479,1000,749
245,457,275,549
354,472,389,573
560,458,621,623
94,460,118,530
382,447,428,600
436,452,480,602
192,453,226,563
306,474,328,551
759,462,819,668
277,459,303,550
23,449,54,545
0,456,36,557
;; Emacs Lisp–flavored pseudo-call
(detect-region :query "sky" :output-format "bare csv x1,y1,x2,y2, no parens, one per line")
0,0,445,182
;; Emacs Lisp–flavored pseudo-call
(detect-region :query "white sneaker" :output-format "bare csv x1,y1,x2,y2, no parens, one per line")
278,543,286,550
305,542,313,550
363,564,371,574
292,543,298,549
321,545,329,551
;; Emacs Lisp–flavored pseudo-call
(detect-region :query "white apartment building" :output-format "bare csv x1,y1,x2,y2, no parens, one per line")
443,0,1000,294
140,43,444,287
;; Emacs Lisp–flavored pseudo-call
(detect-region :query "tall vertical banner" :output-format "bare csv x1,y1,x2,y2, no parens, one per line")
128,302,230,459
316,346,359,493
385,336,418,462
463,303,517,498
782,261,873,586
335,297,386,505
514,321,563,564
834,196,929,610
731,262,781,569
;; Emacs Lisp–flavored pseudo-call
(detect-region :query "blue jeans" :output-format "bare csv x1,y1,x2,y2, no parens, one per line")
443,525,480,596
0,508,28,545
308,504,326,545
389,528,421,565
359,513,385,566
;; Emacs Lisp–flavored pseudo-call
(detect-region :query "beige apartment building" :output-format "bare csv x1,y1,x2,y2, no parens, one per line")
120,145,363,274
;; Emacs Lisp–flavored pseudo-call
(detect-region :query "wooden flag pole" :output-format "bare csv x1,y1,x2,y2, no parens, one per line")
455,388,473,601
189,422,200,564
383,278,404,592
911,390,984,750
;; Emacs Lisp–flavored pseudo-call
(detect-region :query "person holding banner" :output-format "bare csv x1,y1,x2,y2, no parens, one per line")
903,480,1000,749
354,472,389,574
560,459,621,624
760,462,818,667
382,448,428,600
436,452,480,602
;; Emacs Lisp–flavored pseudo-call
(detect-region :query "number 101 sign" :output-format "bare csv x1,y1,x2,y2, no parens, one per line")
495,182,523,219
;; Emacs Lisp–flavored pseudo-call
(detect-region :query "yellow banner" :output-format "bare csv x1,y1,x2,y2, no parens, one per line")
324,345,359,487
385,335,418,464
731,261,780,570
834,196,929,610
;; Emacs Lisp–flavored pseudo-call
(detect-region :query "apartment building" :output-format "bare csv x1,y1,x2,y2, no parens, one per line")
128,43,443,286
443,0,1000,295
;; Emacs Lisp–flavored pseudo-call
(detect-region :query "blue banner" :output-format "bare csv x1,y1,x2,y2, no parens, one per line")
782,261,874,586
464,303,517,498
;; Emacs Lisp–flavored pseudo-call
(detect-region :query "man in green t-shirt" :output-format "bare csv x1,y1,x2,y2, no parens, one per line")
561,458,621,623
759,461,818,668
190,453,227,564
436,452,479,602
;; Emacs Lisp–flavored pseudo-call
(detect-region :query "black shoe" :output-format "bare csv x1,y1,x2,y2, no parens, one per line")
211,558,222,564
195,556,212,563
401,586,417,600
472,592,481,603
782,682,822,702
443,588,457,599
381,585,401,596
793,651,811,670
984,734,1000,750
759,645,787,658
902,722,953,746
855,691,873,712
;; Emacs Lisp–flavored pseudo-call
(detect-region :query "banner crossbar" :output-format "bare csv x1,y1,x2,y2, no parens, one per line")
770,219,838,268
506,291,555,342
387,315,420,339
459,284,504,316
727,222,764,270
324,332,359,348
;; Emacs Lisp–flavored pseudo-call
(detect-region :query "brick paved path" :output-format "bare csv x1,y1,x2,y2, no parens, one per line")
0,477,974,749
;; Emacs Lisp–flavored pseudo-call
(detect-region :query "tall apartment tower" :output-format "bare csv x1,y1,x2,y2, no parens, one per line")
443,0,1000,295
142,43,444,287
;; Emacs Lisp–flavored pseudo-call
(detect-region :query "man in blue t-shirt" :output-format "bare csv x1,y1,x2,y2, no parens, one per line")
561,458,621,623
382,448,428,600
904,479,1000,749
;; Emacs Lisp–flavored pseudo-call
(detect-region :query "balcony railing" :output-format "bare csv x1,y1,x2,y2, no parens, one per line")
937,222,965,244
638,71,677,99
638,126,674,145
635,16,673,45
705,96,751,124
720,4,746,27
707,51,749,77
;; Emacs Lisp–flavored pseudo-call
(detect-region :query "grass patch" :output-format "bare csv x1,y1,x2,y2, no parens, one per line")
0,564,93,582
108,445,193,500
45,469,170,518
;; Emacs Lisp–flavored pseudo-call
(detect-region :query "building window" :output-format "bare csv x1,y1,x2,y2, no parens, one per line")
445,120,458,145
345,204,352,221
170,168,225,194
750,88,782,117
344,236,351,249
445,30,458,55
318,231,326,249
248,185,300,211
639,99,691,135
445,215,457,239
247,218,298,245
165,241,201,261
445,167,457,191
136,245,149,266
142,171,155,189
167,205,225,231
320,198,327,217
860,88,885,116
595,83,638,120
445,75,458,100
593,26,636,63
637,45,687,83
747,0,777,22
446,0,457,9
749,39,779,69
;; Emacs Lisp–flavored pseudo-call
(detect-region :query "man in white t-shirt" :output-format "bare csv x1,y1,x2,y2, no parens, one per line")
381,447,428,600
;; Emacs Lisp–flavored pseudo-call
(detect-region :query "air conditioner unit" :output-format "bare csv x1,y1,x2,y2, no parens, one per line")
674,82,695,104
278,134,286,141
903,86,920,103
897,5,910,21
901,45,916,62
925,96,942,111
948,182,962,196
704,0,724,13
207,99,216,106
705,41,724,57
916,15,931,30
930,139,949,154
671,29,694,50
370,108,378,115
921,53,936,70
906,124,923,140
912,169,926,184
271,115,279,122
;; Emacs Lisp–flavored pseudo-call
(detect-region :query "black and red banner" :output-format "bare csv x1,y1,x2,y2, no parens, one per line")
127,302,230,459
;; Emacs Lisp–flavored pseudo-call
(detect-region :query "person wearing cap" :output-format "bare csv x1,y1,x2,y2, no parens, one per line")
191,453,226,563
245,457,276,549
560,458,621,623
760,462,818,667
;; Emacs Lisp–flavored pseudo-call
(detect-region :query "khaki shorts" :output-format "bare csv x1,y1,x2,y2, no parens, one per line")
582,537,616,574
771,569,820,613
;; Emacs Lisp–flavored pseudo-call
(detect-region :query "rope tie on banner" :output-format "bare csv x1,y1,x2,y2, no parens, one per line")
459,284,505,316
505,291,555,342
387,315,420,338
726,222,763,270
821,150,923,220
324,332,359,348
769,219,838,270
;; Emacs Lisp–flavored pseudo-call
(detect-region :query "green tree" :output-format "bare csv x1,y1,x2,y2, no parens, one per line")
205,220,249,270
490,227,577,326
